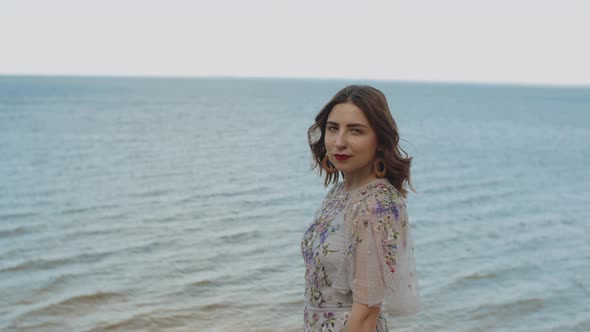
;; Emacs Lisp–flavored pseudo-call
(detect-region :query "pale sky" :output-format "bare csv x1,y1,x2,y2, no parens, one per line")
2,0,589,85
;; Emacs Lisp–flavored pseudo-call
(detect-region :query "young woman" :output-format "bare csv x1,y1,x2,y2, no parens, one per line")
302,85,420,332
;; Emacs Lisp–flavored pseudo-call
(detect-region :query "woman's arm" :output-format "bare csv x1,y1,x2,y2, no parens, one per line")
342,302,381,332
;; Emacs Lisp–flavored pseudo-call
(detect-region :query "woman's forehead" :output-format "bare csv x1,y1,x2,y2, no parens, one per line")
327,103,370,125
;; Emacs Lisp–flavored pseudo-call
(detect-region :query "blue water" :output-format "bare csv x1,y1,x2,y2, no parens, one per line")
0,76,589,332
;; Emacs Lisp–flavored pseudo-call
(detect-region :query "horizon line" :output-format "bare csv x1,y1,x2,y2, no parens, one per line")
1,73,589,89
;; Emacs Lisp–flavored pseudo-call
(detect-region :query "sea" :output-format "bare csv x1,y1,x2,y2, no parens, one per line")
0,76,589,332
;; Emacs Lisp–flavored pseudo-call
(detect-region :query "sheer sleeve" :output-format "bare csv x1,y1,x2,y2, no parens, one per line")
333,187,420,316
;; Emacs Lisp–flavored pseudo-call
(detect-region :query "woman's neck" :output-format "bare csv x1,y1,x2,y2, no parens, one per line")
342,172,379,192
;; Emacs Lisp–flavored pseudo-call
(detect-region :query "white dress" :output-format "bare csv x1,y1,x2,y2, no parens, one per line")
301,178,420,332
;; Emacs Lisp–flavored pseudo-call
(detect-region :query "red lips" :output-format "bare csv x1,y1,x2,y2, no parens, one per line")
334,154,351,161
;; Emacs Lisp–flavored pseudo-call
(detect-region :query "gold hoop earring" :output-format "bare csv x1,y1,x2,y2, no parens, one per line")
374,152,386,178
322,155,338,174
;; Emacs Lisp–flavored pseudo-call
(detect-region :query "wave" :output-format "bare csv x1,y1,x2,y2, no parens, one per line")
17,274,74,305
434,264,537,293
133,170,192,181
574,319,590,331
0,251,112,274
284,298,305,306
59,292,124,306
1,236,181,275
85,308,199,331
17,291,126,319
130,188,172,198
572,276,590,296
59,227,123,241
444,188,521,208
4,320,62,331
57,203,119,216
190,279,214,286
194,185,270,201
0,226,30,238
461,272,498,281
470,298,544,319
141,214,179,224
218,229,260,242
1,257,76,273
0,211,37,220
201,302,229,311
421,178,504,195
6,291,127,331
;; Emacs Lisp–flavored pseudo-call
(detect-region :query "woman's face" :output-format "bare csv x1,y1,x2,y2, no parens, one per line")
324,102,379,180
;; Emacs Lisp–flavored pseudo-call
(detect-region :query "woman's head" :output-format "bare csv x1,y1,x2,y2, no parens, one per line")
308,85,413,197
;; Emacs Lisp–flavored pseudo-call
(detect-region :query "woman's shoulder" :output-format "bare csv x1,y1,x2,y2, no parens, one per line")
348,180,407,223
353,179,404,206
325,181,345,199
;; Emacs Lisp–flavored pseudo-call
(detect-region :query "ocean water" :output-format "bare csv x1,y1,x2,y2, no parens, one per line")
0,76,589,332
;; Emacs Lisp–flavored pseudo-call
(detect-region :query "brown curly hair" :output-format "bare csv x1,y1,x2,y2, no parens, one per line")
307,85,414,198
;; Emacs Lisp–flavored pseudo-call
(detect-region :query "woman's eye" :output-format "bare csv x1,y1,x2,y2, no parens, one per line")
327,126,338,131
351,129,361,134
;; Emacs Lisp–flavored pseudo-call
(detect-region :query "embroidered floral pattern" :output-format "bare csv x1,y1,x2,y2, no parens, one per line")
368,185,405,274
301,179,415,331
301,187,349,308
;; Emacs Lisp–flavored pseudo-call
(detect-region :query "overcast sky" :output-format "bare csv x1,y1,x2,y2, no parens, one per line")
2,0,589,85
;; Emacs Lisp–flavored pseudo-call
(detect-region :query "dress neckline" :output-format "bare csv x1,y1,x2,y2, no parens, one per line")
338,177,388,194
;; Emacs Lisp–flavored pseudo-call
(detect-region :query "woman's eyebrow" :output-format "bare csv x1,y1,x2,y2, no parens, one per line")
326,121,368,128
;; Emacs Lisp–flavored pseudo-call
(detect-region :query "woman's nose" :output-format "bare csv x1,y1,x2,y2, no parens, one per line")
334,131,347,147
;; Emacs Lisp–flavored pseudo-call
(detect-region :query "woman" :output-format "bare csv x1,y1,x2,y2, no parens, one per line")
302,85,420,332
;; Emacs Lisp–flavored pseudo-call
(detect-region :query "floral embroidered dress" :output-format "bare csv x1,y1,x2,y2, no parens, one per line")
301,178,420,332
